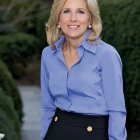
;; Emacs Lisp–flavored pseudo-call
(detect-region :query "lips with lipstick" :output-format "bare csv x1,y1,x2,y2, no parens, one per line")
68,25,80,29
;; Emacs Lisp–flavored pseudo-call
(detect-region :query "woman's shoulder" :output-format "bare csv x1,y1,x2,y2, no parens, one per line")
97,39,120,58
41,45,55,58
96,39,122,66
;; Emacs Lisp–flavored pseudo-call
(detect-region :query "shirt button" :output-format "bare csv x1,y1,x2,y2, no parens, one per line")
54,116,58,122
87,126,93,132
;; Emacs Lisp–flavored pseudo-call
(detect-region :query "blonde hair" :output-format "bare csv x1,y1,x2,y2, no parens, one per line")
46,0,102,48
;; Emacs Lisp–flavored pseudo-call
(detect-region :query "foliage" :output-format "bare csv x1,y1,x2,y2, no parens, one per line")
0,0,48,35
18,58,40,85
0,5,17,34
0,89,20,140
99,0,140,131
0,33,39,78
35,9,50,51
0,0,48,83
0,60,23,122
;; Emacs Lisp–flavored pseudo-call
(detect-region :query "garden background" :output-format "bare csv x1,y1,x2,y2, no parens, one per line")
0,0,140,139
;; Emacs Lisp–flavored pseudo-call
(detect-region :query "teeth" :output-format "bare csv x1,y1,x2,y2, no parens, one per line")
69,25,78,27
68,25,79,29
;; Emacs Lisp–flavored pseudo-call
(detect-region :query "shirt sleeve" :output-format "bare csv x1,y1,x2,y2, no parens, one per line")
101,47,127,140
40,49,56,139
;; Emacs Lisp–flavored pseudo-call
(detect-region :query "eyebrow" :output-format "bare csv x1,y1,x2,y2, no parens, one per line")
62,8,87,11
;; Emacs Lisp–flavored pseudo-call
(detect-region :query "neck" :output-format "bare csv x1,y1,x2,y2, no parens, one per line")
64,36,84,53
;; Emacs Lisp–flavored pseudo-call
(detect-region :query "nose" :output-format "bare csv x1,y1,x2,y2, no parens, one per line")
70,13,77,21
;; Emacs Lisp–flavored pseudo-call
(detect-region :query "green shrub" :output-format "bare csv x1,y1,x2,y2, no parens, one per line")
19,58,40,85
0,23,16,35
35,8,50,52
100,0,140,131
0,89,20,140
0,32,40,79
0,7,17,34
0,60,23,122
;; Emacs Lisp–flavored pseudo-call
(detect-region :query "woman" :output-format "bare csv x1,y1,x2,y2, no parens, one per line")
41,0,127,139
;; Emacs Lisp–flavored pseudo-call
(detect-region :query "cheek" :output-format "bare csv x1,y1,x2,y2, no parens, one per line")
78,16,90,25
59,16,69,24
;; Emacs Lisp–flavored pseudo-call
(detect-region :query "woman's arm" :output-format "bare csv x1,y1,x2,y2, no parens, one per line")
101,47,127,140
40,48,56,139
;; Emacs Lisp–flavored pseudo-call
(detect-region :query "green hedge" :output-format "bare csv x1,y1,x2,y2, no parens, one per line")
0,60,23,122
100,0,140,131
0,32,39,79
35,9,50,52
0,7,17,34
0,89,20,140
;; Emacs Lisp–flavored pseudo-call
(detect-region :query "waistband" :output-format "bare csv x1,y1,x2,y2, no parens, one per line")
53,108,109,129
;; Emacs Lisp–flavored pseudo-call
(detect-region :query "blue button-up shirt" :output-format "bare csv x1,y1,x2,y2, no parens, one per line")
41,29,127,140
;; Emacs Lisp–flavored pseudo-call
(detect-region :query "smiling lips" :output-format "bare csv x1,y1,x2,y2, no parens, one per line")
68,25,80,29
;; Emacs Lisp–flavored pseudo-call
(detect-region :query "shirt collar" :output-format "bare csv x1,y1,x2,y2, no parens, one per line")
51,35,65,55
52,29,99,55
81,29,97,54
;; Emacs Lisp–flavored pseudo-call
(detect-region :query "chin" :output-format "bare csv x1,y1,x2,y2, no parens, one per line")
66,32,86,39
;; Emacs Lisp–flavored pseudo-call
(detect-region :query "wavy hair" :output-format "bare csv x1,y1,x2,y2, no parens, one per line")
46,0,102,48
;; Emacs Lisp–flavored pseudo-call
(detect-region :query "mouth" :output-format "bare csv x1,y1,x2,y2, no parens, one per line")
67,25,80,29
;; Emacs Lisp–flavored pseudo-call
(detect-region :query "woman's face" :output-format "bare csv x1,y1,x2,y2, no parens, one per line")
59,0,91,41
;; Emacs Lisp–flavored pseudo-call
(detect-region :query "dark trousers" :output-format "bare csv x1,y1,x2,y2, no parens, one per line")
45,108,109,140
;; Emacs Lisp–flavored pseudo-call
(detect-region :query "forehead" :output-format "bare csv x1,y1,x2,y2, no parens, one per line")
62,0,88,9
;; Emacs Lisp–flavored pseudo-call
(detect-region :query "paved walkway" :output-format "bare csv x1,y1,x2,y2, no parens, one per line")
19,86,41,140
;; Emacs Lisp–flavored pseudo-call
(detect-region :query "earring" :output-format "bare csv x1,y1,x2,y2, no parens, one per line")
58,25,61,29
88,24,92,28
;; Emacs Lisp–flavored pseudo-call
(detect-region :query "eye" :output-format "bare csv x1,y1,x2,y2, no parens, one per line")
63,10,70,14
78,10,85,14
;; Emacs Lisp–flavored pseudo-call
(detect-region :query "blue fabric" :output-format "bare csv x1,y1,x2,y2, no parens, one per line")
41,29,127,140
